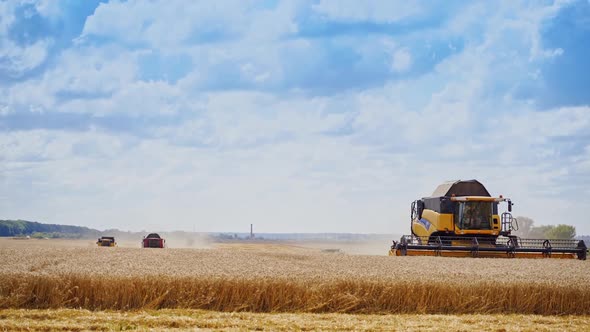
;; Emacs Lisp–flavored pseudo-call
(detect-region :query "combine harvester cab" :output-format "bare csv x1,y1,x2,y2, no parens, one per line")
96,236,116,247
390,180,587,260
142,233,166,248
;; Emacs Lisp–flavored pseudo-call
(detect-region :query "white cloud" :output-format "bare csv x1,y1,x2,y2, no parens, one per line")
5,45,140,115
0,39,51,77
444,1,570,62
3,82,589,233
3,0,590,235
390,48,412,72
312,0,423,23
0,1,53,78
81,0,299,49
34,0,62,18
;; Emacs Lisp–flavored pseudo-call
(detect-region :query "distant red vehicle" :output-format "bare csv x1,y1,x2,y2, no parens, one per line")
142,233,165,248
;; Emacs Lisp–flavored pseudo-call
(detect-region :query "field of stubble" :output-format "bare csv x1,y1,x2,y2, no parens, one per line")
0,238,589,331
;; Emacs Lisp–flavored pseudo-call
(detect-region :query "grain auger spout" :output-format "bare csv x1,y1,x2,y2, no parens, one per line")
389,180,587,260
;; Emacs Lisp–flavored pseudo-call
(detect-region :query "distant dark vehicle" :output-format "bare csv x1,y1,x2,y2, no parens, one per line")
142,233,165,248
97,236,116,247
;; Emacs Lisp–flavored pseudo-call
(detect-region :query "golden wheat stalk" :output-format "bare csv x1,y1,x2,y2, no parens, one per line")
1,274,589,314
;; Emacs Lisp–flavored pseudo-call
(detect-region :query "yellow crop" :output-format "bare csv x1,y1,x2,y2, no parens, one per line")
1,244,589,314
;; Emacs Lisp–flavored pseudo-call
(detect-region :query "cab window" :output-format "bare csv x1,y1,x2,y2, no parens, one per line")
455,202,492,230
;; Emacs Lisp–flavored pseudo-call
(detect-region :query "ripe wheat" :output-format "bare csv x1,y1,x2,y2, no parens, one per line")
1,245,589,314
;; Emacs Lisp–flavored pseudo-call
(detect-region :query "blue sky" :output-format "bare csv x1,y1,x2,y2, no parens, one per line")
1,0,590,234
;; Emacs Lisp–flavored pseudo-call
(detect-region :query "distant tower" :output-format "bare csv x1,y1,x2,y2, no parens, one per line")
250,224,254,239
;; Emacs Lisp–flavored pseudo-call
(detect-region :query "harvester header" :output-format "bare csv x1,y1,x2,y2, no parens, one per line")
390,180,587,260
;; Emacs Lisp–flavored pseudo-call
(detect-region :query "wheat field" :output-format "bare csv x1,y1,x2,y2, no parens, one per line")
1,239,589,316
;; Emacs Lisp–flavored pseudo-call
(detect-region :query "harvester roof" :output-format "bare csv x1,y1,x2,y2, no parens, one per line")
430,180,490,198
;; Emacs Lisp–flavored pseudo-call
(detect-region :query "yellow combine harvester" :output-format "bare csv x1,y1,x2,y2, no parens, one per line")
96,236,116,247
390,180,587,260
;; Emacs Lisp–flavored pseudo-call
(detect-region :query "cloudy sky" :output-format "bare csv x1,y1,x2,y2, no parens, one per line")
1,0,589,234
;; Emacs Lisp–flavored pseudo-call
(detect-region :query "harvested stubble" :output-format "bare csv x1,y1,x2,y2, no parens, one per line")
2,309,590,331
1,245,589,315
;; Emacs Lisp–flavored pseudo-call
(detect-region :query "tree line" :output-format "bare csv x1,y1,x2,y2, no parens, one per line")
513,216,576,240
0,220,100,238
